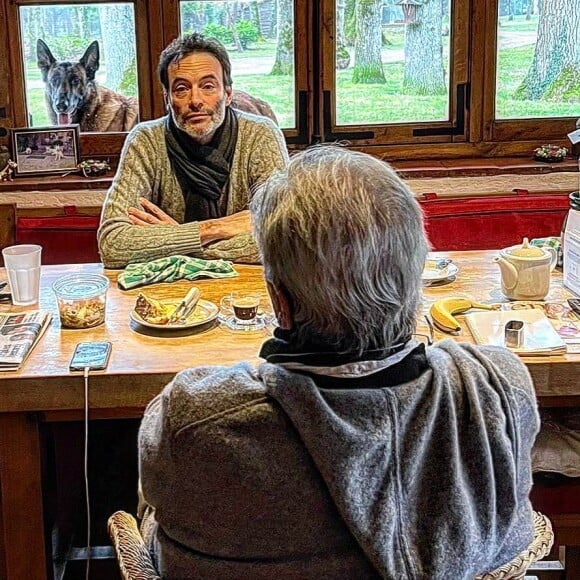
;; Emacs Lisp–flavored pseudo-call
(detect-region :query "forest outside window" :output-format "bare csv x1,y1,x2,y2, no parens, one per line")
334,0,451,126
20,3,140,133
321,0,469,147
179,0,296,129
495,0,579,121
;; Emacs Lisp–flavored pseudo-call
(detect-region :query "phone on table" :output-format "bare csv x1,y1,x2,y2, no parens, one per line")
69,341,112,372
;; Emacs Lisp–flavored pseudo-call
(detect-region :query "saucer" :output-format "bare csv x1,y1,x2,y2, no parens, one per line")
219,313,268,332
422,261,459,284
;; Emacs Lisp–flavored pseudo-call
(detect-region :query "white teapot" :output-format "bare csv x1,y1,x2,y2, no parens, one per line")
494,238,557,301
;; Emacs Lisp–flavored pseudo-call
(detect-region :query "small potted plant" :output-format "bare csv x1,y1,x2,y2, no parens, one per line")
533,144,568,163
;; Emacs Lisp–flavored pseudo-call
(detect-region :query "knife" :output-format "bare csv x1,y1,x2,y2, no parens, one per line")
168,287,201,324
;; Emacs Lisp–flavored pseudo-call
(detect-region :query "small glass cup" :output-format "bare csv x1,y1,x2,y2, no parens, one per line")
1,244,42,306
220,291,264,330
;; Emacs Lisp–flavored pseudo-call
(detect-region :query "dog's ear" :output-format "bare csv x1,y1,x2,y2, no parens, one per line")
37,39,56,82
80,41,100,81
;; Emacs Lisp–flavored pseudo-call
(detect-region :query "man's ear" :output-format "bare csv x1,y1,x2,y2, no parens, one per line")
225,86,233,107
163,90,171,112
266,281,293,330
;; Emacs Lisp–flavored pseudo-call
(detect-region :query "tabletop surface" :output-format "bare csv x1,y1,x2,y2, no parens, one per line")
0,250,578,413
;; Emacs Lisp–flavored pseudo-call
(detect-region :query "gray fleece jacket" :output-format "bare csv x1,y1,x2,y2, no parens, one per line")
139,340,539,579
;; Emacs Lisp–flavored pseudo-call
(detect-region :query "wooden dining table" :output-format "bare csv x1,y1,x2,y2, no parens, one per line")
0,250,579,580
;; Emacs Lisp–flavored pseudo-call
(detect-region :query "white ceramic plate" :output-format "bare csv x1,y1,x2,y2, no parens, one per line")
422,261,459,283
130,298,219,329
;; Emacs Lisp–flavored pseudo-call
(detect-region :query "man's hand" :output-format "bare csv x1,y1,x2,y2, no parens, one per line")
199,211,253,245
128,197,178,226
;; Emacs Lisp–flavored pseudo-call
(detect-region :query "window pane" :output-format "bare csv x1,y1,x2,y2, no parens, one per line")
495,1,580,120
180,0,295,128
335,0,451,126
20,3,140,132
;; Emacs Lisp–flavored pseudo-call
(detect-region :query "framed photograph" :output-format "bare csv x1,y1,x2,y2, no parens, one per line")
10,125,80,177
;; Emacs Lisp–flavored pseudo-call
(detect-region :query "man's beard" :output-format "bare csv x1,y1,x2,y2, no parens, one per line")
173,96,227,143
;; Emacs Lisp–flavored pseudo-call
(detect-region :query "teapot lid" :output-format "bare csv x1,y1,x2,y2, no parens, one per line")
507,237,545,258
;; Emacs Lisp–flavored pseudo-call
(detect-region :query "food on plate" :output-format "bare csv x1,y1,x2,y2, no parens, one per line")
134,293,175,325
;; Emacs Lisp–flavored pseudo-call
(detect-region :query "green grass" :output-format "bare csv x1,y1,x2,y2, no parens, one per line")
24,19,579,131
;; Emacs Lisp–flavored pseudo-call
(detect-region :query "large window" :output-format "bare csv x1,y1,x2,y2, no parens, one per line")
180,0,296,128
0,0,578,162
20,3,139,131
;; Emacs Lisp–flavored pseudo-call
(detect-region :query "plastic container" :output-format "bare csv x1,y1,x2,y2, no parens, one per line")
53,273,109,328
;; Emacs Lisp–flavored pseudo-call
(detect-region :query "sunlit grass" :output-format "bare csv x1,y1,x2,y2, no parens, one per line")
24,19,578,131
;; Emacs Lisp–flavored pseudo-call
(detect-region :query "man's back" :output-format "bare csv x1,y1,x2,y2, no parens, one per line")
139,340,539,579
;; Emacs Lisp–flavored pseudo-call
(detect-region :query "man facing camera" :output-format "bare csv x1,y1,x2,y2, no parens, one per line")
98,33,288,268
139,146,540,579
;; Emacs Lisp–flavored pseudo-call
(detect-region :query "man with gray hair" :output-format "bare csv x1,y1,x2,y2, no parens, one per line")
139,146,540,578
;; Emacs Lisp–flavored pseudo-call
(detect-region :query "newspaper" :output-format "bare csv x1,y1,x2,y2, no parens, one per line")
0,311,52,371
498,301,580,354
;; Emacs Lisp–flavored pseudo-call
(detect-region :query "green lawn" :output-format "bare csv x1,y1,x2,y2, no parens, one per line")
25,21,579,131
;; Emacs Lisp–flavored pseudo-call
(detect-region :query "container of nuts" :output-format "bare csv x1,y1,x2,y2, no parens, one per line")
53,273,109,328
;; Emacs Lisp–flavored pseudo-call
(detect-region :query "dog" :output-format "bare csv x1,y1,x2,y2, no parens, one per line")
46,144,64,161
230,90,278,124
37,39,139,132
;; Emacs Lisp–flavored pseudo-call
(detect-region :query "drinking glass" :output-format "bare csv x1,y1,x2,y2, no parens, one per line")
2,244,42,306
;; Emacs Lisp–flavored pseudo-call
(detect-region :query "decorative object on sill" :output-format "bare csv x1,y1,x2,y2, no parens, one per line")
533,144,568,163
78,159,111,178
0,146,17,182
9,125,81,177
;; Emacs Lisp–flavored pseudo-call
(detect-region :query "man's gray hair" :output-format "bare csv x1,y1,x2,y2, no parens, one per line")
251,145,428,352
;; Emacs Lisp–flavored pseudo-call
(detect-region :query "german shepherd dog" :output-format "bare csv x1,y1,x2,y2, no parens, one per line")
37,39,139,132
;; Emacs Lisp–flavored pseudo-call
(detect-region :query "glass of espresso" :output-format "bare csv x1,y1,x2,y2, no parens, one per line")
221,292,261,326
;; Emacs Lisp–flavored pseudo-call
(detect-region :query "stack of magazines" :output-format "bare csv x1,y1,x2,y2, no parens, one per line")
0,311,52,371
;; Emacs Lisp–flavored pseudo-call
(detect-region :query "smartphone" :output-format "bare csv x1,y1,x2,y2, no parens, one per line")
70,341,112,372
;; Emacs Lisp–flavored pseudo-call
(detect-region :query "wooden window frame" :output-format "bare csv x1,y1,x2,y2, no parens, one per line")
0,0,577,164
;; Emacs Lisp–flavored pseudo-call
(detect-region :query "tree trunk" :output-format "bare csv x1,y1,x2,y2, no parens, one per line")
515,0,580,101
270,0,294,75
403,0,446,94
352,0,385,83
225,2,244,52
99,5,135,92
336,0,351,69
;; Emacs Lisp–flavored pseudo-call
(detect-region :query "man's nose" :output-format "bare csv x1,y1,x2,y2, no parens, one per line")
188,87,204,110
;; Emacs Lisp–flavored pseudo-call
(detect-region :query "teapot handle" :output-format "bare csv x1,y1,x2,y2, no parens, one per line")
546,247,558,271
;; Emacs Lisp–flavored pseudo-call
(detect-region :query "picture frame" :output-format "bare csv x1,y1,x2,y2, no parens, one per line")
10,125,80,177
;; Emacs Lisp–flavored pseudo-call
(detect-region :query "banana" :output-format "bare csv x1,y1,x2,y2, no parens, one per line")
429,297,496,334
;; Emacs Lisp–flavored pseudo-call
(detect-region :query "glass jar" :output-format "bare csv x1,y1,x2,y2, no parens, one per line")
53,273,110,328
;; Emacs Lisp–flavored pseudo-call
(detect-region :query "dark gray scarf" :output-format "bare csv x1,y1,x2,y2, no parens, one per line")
165,107,239,222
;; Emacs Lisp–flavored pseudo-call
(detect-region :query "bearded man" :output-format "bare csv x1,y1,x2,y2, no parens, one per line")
98,33,289,268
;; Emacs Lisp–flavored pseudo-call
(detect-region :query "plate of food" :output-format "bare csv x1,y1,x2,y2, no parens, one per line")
422,259,459,284
130,292,219,329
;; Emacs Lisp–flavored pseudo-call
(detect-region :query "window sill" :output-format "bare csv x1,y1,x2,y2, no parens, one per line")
391,156,578,179
0,156,577,193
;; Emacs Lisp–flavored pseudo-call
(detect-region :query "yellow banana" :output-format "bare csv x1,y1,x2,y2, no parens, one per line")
429,297,495,334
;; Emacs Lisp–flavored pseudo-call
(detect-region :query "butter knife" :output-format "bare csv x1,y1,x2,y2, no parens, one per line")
168,287,201,324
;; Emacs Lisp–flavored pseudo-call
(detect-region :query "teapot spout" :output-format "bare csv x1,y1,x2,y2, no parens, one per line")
494,256,519,290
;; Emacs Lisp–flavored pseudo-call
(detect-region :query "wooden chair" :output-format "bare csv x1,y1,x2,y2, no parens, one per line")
108,510,554,580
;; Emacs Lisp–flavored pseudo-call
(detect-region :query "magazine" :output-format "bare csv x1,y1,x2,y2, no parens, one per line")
0,310,52,371
498,301,580,354
465,308,567,356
